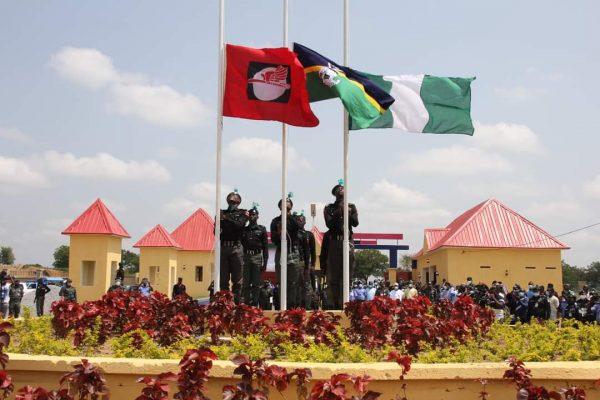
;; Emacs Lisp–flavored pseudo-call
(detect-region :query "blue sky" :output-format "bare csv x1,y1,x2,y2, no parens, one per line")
1,1,599,268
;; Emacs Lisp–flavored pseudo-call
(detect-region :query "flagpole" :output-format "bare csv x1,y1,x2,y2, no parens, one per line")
214,0,225,296
342,0,350,305
280,0,289,310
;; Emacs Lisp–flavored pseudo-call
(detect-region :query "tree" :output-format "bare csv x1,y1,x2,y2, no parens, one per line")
121,250,140,273
583,261,600,288
562,260,585,289
0,247,15,265
53,245,70,270
354,249,389,280
399,255,413,271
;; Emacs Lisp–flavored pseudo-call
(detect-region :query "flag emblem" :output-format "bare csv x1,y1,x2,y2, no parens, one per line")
318,66,341,87
247,62,291,103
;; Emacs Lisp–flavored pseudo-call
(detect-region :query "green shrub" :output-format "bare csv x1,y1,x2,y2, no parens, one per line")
8,308,77,356
109,330,174,359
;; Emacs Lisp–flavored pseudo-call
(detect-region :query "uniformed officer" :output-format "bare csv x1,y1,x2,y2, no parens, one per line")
241,205,269,306
324,181,359,309
270,196,302,309
219,191,249,303
59,278,77,302
296,213,317,309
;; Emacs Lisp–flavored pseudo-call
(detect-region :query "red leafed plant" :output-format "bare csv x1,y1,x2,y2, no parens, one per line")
386,351,412,400
0,322,13,400
273,308,308,344
174,348,217,400
135,372,177,400
344,297,399,350
59,359,108,400
503,357,585,400
310,373,380,400
306,311,341,346
51,300,84,339
229,304,270,337
15,386,74,400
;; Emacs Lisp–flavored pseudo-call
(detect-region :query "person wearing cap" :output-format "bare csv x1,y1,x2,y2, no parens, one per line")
34,278,51,316
270,196,302,308
8,278,24,318
219,191,249,303
108,278,124,293
296,213,316,308
0,279,10,318
241,206,269,306
116,262,125,282
324,182,359,309
59,278,77,302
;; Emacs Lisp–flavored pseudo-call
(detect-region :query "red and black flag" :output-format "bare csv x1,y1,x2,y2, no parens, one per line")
223,44,319,127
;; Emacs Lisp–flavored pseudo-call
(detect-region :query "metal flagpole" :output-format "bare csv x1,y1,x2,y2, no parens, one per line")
342,0,350,304
214,0,225,295
280,0,289,310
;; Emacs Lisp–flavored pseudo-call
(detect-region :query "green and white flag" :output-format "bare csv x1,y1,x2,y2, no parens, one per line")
349,74,474,135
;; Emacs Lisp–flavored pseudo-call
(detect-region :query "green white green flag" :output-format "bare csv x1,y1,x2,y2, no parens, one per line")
350,74,474,134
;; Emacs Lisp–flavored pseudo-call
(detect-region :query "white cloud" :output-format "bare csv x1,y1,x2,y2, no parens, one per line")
163,181,232,219
50,47,209,128
356,179,451,231
525,199,585,221
109,83,207,128
583,174,600,198
49,47,120,89
0,156,47,187
224,137,311,173
0,127,33,144
399,145,513,176
43,151,171,182
494,86,545,101
473,121,543,154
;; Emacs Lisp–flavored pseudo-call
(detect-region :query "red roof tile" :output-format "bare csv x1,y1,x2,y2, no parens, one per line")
424,228,449,250
171,208,214,251
424,199,568,252
62,199,130,238
134,224,181,248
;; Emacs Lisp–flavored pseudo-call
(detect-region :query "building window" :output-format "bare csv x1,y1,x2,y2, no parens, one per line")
195,266,203,282
81,261,95,286
545,266,557,270
480,265,491,269
525,266,536,270
149,266,159,284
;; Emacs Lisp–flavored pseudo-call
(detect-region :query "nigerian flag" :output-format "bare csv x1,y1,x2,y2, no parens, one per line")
293,43,395,129
351,73,474,134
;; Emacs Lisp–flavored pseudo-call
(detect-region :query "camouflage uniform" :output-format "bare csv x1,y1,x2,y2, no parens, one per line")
270,214,302,309
324,201,358,309
219,207,248,303
241,222,269,306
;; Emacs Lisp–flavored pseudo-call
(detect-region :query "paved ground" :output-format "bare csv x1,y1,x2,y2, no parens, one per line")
20,285,61,317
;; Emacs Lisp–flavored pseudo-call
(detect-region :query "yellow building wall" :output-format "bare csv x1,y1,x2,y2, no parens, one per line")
413,248,449,285
176,251,213,298
138,248,178,297
68,234,122,302
415,247,563,291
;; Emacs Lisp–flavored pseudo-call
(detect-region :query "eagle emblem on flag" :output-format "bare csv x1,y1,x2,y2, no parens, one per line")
247,62,291,103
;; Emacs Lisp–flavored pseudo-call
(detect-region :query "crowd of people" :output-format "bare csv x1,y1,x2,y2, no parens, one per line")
344,277,600,324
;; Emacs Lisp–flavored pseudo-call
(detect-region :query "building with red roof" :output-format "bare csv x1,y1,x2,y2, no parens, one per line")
62,199,130,301
134,225,181,295
413,198,568,290
133,209,215,298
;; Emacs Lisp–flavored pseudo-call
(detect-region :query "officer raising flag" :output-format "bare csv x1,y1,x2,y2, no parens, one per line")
218,189,249,304
241,203,269,307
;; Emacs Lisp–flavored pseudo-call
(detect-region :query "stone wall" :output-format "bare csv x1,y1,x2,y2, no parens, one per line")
6,354,600,399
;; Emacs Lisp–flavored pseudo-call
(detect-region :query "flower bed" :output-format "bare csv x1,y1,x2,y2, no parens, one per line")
7,291,600,363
